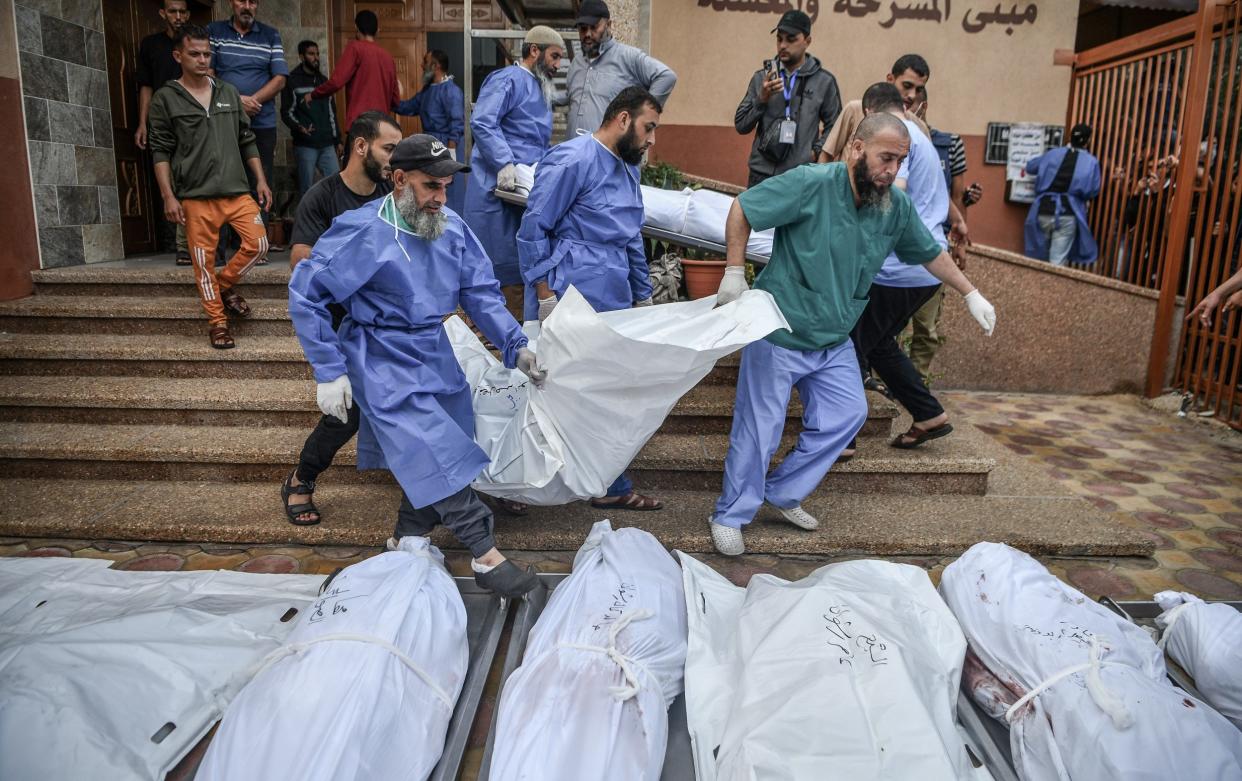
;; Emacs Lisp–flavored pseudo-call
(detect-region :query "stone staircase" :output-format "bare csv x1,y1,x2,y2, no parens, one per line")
0,261,1150,557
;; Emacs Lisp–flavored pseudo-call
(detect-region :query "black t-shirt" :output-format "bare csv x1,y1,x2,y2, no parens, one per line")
136,32,181,90
291,174,392,248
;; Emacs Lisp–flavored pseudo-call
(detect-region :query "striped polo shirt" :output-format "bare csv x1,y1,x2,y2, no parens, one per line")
207,19,290,130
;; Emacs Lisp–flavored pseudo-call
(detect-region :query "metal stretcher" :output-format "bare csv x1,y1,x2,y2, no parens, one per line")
492,188,772,266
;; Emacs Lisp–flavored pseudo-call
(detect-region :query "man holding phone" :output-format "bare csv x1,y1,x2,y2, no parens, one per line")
734,10,841,187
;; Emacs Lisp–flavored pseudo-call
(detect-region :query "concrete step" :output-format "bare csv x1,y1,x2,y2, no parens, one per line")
31,264,291,299
0,296,294,336
0,375,897,437
0,478,1149,557
0,333,312,379
0,422,991,495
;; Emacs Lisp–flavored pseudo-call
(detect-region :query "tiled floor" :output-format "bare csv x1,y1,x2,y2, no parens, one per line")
3,392,1240,600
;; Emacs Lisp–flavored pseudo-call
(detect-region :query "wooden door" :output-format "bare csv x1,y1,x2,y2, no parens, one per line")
328,0,506,137
102,0,212,255
332,0,424,136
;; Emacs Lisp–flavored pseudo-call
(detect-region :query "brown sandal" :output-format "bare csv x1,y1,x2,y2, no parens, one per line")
590,492,663,511
221,288,251,318
209,325,235,349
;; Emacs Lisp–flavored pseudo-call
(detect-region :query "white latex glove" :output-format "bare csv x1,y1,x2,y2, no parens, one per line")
316,374,352,424
634,297,653,307
538,294,558,321
964,289,996,336
715,265,749,306
497,163,518,191
516,347,546,388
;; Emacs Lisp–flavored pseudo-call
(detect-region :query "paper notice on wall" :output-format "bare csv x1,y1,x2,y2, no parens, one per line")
1006,123,1046,180
1006,122,1046,204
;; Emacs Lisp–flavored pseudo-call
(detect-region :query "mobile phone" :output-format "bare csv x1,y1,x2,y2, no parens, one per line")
763,59,775,78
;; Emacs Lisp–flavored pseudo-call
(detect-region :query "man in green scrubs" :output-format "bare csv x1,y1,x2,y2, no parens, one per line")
710,112,997,555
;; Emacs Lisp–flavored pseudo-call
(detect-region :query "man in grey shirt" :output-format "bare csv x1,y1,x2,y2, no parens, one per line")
565,0,677,138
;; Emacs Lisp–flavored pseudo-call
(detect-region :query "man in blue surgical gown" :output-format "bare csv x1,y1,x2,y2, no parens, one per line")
517,85,662,512
289,134,546,597
464,25,564,316
396,49,466,214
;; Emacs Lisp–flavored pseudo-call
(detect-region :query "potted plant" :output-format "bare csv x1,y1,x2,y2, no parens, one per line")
681,246,727,299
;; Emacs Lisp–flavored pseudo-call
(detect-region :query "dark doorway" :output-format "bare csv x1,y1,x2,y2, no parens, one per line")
102,0,213,256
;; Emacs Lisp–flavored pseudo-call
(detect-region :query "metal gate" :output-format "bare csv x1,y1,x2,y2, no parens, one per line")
1067,1,1242,428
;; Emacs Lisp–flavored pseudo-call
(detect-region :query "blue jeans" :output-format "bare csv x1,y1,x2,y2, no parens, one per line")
294,145,340,194
1037,214,1077,266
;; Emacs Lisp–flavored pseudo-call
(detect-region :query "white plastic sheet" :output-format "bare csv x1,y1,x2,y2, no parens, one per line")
679,553,979,780
940,542,1242,781
0,557,322,781
1154,590,1242,730
489,520,687,779
197,537,468,781
447,285,788,505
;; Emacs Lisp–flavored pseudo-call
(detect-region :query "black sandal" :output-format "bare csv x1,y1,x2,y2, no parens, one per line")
891,422,954,449
281,470,321,526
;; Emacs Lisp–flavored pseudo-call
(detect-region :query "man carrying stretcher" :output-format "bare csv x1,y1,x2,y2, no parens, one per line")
709,112,998,555
289,134,545,597
517,86,665,512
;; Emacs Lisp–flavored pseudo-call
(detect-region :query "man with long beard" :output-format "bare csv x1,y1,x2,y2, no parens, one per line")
464,26,565,317
516,86,662,512
289,134,546,597
708,112,998,556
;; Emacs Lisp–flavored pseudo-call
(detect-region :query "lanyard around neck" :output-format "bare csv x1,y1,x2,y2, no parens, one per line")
781,69,799,120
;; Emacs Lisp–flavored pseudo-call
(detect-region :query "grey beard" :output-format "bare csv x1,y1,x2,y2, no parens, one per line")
412,210,447,241
536,71,555,109
396,188,447,241
861,189,893,214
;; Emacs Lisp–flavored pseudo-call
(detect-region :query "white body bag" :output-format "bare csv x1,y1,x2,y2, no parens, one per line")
197,537,468,781
680,554,978,780
1154,590,1242,730
489,520,687,780
447,286,788,505
940,542,1242,781
0,557,321,781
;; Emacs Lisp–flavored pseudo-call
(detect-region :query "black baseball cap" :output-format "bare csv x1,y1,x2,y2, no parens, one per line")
772,10,811,36
576,0,610,25
388,134,469,177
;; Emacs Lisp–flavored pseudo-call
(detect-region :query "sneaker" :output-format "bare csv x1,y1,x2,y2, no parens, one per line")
175,249,192,266
474,559,541,598
710,519,745,556
770,503,818,530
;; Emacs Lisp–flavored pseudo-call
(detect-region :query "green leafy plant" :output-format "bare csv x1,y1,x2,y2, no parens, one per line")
640,161,701,191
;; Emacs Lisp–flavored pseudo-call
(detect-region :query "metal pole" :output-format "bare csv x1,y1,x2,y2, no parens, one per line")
1144,0,1221,397
463,2,473,158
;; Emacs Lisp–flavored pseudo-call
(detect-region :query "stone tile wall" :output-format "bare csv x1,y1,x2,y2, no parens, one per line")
16,0,122,267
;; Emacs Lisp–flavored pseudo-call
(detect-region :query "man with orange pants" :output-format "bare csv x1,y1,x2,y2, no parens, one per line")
148,23,273,349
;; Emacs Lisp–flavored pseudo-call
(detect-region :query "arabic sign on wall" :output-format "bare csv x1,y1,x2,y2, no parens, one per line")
696,0,1040,36
657,0,1074,134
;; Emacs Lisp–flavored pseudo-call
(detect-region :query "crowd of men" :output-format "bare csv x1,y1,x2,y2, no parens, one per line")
144,2,1006,593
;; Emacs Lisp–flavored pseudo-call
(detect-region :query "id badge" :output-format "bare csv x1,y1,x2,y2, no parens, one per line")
779,119,797,144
